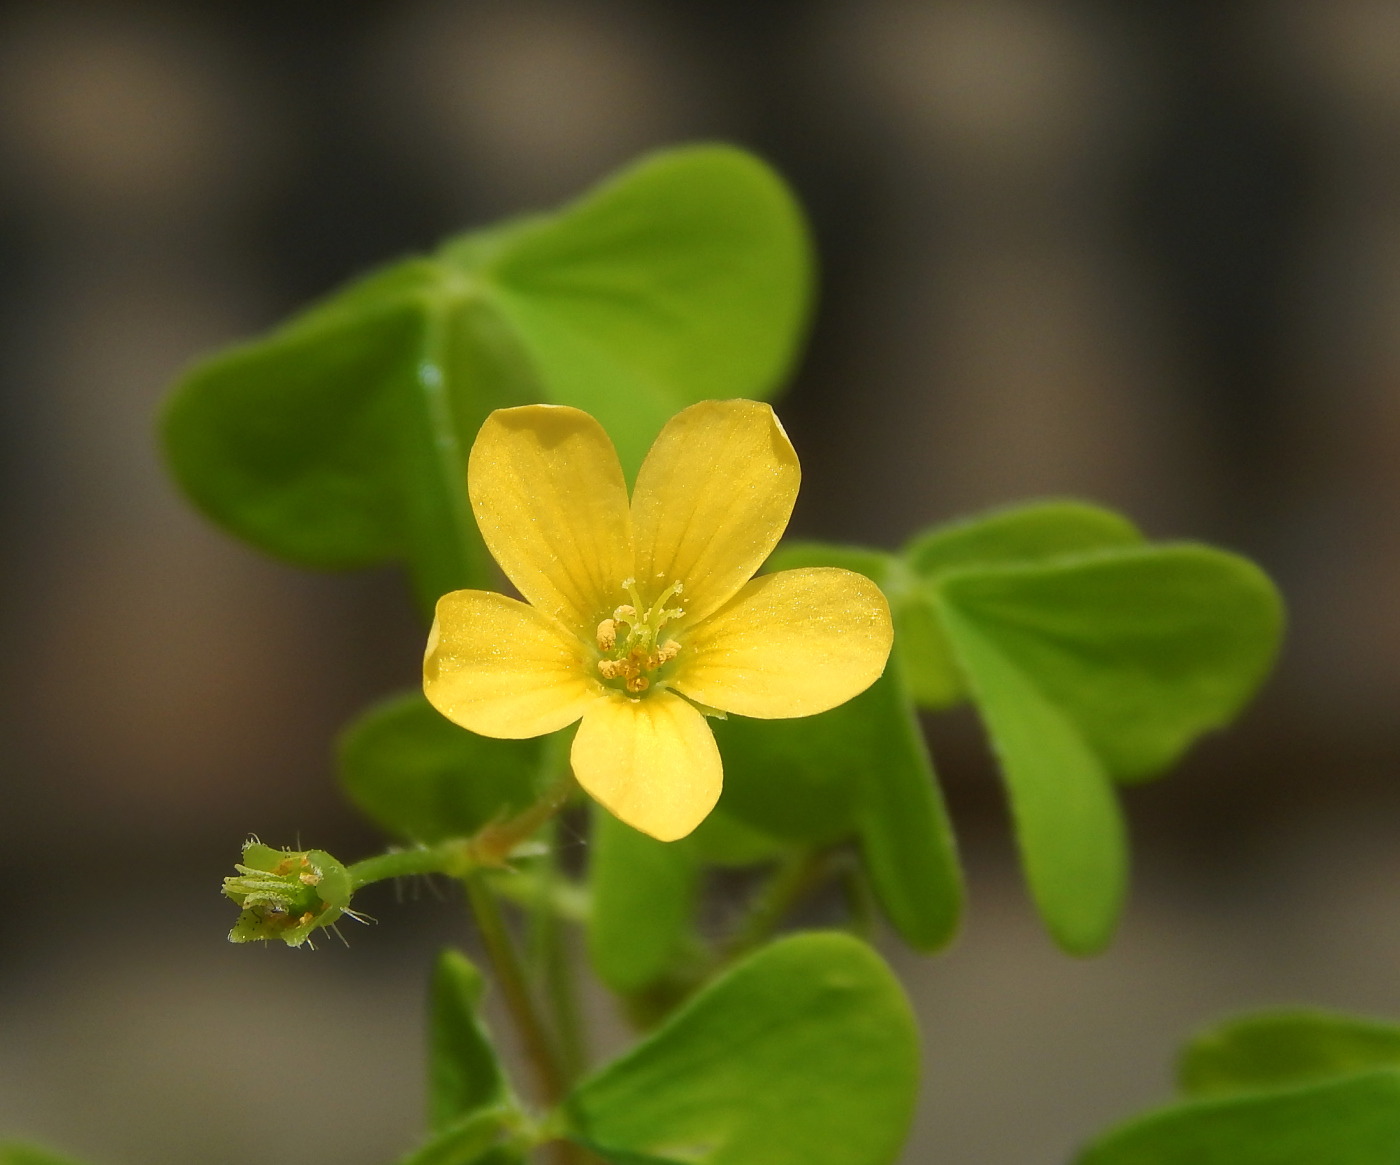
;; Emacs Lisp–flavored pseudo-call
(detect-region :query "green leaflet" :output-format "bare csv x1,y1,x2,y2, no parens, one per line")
0,1147,88,1165
1076,1070,1400,1165
766,518,1282,956
337,691,555,843
564,933,920,1165
936,598,1126,954
398,1109,525,1165
899,500,1145,708
711,668,961,952
935,544,1280,952
936,544,1284,782
588,808,701,994
1179,1010,1400,1099
428,950,510,1133
586,806,785,997
162,144,812,612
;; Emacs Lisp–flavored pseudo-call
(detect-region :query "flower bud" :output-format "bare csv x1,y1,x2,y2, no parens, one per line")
222,841,353,948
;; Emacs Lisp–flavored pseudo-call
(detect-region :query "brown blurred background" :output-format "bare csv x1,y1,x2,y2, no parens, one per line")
2,1,1400,1162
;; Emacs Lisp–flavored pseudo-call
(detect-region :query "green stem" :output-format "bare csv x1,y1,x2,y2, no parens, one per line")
347,841,472,890
536,825,589,1083
346,771,578,893
464,872,568,1107
723,848,830,964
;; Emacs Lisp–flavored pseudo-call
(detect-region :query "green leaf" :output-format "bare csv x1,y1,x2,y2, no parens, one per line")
564,932,920,1165
851,666,963,950
937,544,1284,782
1180,1010,1400,1099
899,500,1144,708
738,543,961,949
937,595,1126,955
337,691,546,843
162,144,812,611
468,143,812,481
712,674,965,950
931,542,1280,953
429,950,510,1133
1076,1070,1400,1165
904,499,1143,577
400,1107,525,1165
588,808,701,993
686,808,786,868
0,1146,87,1165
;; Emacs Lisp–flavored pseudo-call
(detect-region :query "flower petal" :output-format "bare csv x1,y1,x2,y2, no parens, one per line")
630,400,799,622
571,690,722,841
424,589,600,738
672,567,894,718
468,405,633,633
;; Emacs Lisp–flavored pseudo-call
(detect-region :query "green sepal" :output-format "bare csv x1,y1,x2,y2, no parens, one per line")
0,1146,88,1165
563,933,920,1165
161,144,812,612
1179,1010,1400,1099
337,691,548,843
1076,1069,1400,1165
429,949,511,1133
223,842,352,947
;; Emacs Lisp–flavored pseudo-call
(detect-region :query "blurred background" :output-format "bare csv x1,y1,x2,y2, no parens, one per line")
2,1,1400,1162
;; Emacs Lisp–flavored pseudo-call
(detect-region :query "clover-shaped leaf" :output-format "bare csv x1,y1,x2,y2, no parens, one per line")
936,544,1282,952
163,144,812,611
564,933,919,1165
758,505,1282,956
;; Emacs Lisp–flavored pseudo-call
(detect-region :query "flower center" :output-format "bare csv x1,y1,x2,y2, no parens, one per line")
595,578,684,694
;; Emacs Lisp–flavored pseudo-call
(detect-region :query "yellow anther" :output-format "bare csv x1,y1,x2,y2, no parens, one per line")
595,579,687,694
596,618,617,652
298,872,320,887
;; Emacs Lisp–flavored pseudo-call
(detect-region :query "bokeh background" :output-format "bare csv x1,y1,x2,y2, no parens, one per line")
3,1,1400,1162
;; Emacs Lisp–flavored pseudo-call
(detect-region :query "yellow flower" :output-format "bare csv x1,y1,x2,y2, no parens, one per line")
423,399,893,841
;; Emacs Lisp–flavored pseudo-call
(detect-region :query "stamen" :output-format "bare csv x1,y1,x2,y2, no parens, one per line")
596,618,617,652
596,579,687,695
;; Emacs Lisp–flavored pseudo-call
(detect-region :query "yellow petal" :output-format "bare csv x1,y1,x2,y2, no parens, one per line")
468,405,633,633
424,589,600,738
672,567,893,718
571,690,722,841
630,400,799,622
